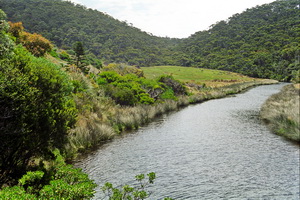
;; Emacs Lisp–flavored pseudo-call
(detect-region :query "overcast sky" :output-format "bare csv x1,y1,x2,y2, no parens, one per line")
69,0,275,38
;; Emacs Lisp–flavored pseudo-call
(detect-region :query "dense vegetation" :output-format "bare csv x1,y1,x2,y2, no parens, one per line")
1,0,299,198
178,0,300,81
0,8,193,198
0,0,299,81
0,0,181,67
0,9,96,198
260,83,300,142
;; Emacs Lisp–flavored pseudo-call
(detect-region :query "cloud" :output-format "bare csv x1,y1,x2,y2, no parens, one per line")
69,0,275,38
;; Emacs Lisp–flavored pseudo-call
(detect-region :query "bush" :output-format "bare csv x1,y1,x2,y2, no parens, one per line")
103,63,144,77
0,10,14,59
160,88,177,100
0,150,97,199
158,75,187,96
20,32,53,57
0,46,77,185
105,85,138,106
99,71,155,106
102,172,174,200
8,21,53,57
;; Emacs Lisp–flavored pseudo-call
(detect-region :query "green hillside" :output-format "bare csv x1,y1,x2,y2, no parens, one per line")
179,0,300,81
0,6,284,199
0,0,180,66
0,0,299,80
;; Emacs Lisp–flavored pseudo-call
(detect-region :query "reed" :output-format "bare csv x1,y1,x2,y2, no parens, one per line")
65,116,115,158
65,78,278,159
260,84,300,142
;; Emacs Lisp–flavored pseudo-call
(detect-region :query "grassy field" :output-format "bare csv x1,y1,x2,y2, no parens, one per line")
142,66,256,87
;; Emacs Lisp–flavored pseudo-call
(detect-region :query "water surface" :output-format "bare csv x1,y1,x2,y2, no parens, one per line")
76,83,299,199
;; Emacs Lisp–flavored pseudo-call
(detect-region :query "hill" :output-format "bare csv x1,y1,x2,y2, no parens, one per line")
0,0,181,66
0,0,299,81
178,0,300,81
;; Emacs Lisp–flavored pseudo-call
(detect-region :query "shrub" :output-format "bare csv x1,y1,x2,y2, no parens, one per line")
99,71,155,106
59,50,71,61
103,63,144,77
0,10,14,59
8,21,53,57
158,75,187,96
102,172,174,200
105,85,138,106
20,32,53,57
160,88,177,100
0,150,97,199
0,46,77,185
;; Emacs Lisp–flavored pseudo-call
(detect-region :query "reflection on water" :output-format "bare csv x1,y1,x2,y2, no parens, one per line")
76,83,299,200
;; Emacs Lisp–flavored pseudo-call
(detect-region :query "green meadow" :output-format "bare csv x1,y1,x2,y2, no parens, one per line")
142,66,255,87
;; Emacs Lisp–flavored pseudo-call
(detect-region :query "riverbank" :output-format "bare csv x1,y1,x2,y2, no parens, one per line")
77,82,300,200
260,83,300,142
67,78,278,160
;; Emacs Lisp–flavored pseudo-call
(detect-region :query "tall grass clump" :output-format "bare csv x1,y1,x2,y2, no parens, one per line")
62,62,279,159
63,68,118,158
260,84,300,142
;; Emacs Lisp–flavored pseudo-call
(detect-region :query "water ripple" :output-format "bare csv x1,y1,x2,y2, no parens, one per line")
76,84,299,200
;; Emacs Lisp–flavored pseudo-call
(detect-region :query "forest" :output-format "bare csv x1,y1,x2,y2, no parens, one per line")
0,0,299,81
0,0,299,198
178,0,300,81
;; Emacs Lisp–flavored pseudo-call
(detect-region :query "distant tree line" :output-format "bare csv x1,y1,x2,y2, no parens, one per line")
0,0,299,80
177,0,300,81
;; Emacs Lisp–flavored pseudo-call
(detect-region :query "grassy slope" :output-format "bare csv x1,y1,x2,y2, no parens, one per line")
43,57,277,158
142,66,256,87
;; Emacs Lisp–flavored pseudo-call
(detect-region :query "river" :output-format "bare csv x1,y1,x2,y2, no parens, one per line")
76,83,300,200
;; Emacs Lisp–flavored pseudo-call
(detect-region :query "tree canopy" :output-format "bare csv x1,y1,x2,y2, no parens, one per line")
178,0,300,81
0,0,299,80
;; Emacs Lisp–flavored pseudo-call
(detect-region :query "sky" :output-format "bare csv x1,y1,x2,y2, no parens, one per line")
69,0,276,38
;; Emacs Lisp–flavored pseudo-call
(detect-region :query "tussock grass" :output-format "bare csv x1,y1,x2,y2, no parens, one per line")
63,64,278,159
66,114,115,158
260,84,300,142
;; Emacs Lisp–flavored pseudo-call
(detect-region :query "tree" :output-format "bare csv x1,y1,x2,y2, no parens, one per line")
8,21,53,57
0,46,77,185
20,32,53,57
8,21,24,42
73,41,85,67
0,9,14,59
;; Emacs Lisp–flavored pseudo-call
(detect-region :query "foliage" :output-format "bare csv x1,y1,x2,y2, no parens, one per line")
102,172,174,200
160,88,177,101
0,149,97,199
8,21,23,41
20,31,53,56
98,71,156,106
8,21,53,57
0,0,180,66
1,0,299,79
73,41,84,67
103,63,144,77
0,45,77,185
0,9,14,59
291,70,300,83
158,75,187,96
178,0,300,81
